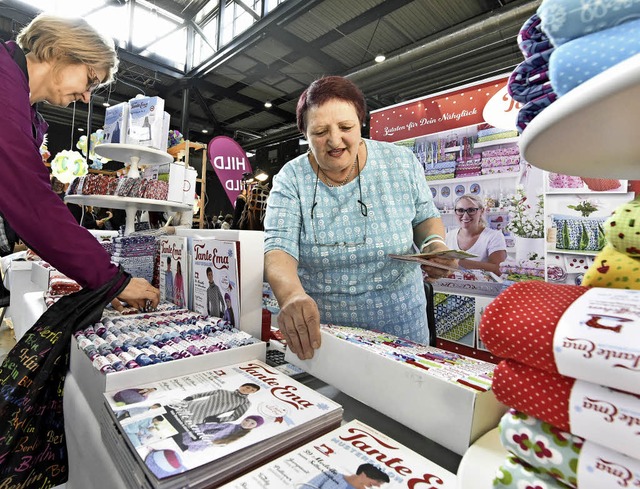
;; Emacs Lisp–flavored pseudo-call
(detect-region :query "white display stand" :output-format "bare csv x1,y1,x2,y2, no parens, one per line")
176,229,265,340
65,194,190,235
520,53,640,178
456,427,505,488
94,143,173,179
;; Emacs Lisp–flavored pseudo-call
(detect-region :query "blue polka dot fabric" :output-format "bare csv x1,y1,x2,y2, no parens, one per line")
264,139,439,343
549,17,640,96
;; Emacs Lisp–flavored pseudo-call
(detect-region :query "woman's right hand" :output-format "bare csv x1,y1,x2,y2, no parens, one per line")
112,277,160,312
277,292,321,361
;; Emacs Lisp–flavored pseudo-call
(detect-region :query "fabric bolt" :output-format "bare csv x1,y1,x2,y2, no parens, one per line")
500,409,581,488
549,18,640,97
580,178,621,192
552,215,606,251
0,41,120,290
264,139,438,343
476,130,519,142
508,50,555,104
480,164,521,175
548,173,583,189
434,294,475,339
482,147,520,158
582,245,640,289
538,0,640,47
478,280,587,373
493,454,570,489
518,13,554,58
516,91,558,133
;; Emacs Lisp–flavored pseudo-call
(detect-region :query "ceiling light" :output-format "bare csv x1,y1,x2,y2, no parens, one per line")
78,127,85,132
375,54,386,63
264,101,272,108
102,101,111,107
201,129,208,133
254,169,269,182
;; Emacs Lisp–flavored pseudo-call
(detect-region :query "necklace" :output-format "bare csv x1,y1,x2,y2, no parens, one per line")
318,155,359,187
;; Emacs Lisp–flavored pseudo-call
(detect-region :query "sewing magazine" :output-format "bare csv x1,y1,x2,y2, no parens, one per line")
158,236,190,309
190,238,241,327
101,359,343,489
220,419,457,488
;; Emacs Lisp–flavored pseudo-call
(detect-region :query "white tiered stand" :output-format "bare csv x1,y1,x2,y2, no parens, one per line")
65,143,191,235
457,53,640,488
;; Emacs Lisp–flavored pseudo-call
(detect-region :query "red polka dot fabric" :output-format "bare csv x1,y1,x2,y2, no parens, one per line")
479,281,587,373
493,359,573,432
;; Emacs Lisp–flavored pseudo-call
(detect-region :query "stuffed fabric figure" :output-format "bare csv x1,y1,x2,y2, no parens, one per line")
583,199,640,289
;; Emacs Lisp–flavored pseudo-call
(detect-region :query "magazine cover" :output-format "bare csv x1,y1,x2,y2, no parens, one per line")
103,360,343,487
221,419,457,488
191,238,240,327
158,236,189,309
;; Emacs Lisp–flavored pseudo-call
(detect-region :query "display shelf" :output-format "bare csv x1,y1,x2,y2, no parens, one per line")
443,137,520,153
520,53,640,179
546,247,599,257
65,194,190,235
94,143,173,178
428,171,521,186
457,427,505,488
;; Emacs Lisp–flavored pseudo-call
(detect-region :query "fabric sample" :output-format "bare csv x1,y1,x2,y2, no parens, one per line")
493,454,568,489
518,13,553,58
582,245,640,289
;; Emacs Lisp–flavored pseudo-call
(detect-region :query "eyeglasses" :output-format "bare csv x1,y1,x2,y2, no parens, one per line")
310,159,368,248
454,207,480,216
86,66,102,93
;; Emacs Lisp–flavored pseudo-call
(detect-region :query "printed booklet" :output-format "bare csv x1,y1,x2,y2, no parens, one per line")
101,359,343,489
191,238,240,327
220,419,457,488
389,249,476,272
158,236,190,309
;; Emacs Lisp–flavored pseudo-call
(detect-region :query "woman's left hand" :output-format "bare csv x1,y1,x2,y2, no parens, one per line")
421,257,458,282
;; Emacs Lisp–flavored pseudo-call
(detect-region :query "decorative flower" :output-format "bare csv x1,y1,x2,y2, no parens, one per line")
76,129,111,169
50,150,88,184
39,134,51,163
567,198,600,217
502,185,544,238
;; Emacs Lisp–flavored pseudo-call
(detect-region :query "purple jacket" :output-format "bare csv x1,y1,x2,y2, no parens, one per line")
0,41,120,289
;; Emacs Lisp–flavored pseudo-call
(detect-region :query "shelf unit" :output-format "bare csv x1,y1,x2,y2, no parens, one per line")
168,140,207,229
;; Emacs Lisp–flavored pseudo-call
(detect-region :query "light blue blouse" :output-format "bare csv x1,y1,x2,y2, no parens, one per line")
264,139,440,343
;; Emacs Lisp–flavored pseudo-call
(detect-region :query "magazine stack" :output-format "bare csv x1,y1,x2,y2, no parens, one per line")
221,419,457,488
100,359,343,489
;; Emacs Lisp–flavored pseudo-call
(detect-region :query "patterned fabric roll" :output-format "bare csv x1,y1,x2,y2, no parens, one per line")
538,0,640,47
494,454,568,489
549,18,640,96
518,13,554,58
479,281,587,374
516,91,558,133
508,50,554,104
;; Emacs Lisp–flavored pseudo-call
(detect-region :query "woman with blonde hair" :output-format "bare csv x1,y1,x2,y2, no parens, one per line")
0,13,159,310
445,194,507,275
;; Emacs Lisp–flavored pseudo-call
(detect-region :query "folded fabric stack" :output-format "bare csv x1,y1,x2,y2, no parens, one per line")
476,127,518,143
455,154,482,178
480,146,521,176
424,160,456,181
538,0,640,97
479,280,640,487
433,293,475,341
508,13,558,134
547,172,583,189
41,269,83,307
111,235,157,284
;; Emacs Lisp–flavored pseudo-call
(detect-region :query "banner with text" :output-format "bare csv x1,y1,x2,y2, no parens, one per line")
370,75,518,142
208,136,252,205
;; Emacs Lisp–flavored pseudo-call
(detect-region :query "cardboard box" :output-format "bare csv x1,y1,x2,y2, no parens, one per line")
286,331,507,455
30,260,51,290
126,95,166,149
183,166,197,205
165,162,186,203
103,102,129,144
70,337,266,413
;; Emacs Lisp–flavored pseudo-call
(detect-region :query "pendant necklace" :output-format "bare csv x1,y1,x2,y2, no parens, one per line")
318,155,359,187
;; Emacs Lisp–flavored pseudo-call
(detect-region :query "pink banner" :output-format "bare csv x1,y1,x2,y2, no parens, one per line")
207,136,252,205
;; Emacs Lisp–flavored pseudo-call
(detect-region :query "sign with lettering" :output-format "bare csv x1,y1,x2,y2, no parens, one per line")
369,74,517,142
207,136,252,205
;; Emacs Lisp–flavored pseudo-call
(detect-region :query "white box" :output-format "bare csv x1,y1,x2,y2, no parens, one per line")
177,229,264,340
183,166,197,205
165,162,186,203
30,260,51,290
286,331,507,455
70,336,266,413
103,102,129,144
126,95,166,149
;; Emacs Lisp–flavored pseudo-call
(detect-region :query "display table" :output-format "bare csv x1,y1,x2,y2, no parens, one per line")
520,53,640,178
95,143,173,179
65,195,190,235
60,372,463,489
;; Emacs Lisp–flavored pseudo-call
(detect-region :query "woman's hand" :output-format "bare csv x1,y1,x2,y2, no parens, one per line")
420,239,457,282
112,277,160,312
277,292,321,361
